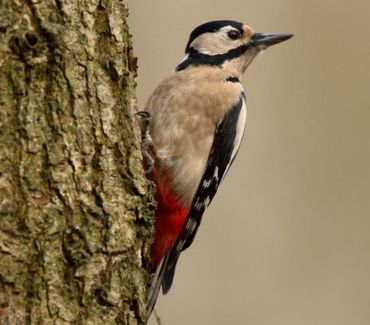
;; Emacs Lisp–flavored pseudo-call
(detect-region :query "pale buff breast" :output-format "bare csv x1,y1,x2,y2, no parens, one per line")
146,66,244,206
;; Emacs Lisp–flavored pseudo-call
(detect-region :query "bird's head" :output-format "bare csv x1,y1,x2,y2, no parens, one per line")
177,20,293,75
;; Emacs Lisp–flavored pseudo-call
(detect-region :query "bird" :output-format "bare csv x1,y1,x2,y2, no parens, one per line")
141,19,293,319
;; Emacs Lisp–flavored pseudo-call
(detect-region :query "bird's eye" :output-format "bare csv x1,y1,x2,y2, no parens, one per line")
227,30,241,40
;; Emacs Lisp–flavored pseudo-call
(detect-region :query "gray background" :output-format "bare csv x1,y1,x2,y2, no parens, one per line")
127,1,370,324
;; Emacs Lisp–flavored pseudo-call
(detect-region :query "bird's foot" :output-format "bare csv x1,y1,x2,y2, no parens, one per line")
136,111,157,175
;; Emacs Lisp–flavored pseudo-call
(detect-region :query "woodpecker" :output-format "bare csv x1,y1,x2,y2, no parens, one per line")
142,20,292,318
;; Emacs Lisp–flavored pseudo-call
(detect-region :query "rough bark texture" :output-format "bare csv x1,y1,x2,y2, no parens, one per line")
0,1,154,324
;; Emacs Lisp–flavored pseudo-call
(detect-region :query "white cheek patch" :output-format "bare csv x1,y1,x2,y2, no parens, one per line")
190,26,241,56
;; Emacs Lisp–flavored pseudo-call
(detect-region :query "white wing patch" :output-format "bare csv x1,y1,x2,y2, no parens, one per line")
214,166,220,181
222,96,247,181
202,178,212,189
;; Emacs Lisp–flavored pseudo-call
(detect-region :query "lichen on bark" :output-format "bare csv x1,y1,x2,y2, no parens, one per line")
0,1,154,324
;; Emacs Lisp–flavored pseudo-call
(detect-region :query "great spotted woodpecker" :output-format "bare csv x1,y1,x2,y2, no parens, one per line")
141,20,292,318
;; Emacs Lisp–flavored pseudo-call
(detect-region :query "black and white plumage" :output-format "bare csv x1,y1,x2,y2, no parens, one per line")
143,20,292,322
162,92,246,293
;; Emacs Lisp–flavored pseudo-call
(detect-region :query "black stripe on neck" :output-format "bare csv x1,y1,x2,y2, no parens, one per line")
176,43,252,71
226,76,240,83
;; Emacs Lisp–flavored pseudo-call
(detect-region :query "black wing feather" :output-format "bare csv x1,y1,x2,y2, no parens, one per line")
161,94,245,293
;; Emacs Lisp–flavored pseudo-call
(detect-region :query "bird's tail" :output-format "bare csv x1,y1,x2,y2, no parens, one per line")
146,253,170,321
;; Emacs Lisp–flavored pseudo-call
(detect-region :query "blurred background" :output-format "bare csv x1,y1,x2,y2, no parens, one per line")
126,1,370,324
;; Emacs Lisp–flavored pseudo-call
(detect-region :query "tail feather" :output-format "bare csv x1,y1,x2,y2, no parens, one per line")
146,253,170,321
162,255,179,294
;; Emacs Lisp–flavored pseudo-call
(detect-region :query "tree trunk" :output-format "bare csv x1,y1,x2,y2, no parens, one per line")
0,1,154,324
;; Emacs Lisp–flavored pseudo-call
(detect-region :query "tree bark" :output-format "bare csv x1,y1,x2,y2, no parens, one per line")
0,1,154,324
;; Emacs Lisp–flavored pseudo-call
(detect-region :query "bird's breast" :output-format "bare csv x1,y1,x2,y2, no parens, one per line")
146,68,245,206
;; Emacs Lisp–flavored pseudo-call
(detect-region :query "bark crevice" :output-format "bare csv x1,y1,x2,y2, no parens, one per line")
0,1,153,324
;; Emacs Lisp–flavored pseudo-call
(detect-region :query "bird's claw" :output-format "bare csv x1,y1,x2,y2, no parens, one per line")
136,110,156,175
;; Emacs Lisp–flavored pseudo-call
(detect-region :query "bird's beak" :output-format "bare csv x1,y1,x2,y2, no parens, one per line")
251,33,293,48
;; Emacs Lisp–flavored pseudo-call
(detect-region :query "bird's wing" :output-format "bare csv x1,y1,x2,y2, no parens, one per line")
161,92,246,293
